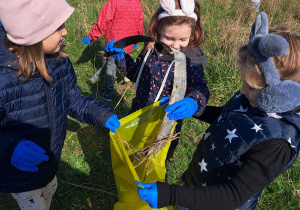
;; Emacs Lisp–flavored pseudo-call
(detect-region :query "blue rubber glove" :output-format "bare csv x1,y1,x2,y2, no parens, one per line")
11,140,49,172
136,180,158,209
105,114,121,133
165,97,198,120
80,36,91,45
133,44,138,50
105,40,125,60
159,96,170,106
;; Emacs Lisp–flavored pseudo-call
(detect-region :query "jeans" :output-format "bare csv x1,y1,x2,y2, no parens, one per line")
236,192,261,210
105,56,117,96
179,192,261,210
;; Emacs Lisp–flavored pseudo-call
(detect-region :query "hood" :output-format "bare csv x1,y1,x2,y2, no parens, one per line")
0,26,19,70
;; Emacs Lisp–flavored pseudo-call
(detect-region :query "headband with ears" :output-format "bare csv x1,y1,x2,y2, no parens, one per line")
248,12,300,113
158,0,198,21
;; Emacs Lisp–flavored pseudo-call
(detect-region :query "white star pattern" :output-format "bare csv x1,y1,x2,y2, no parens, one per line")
288,137,296,148
297,112,300,115
225,129,238,143
267,113,282,119
252,124,263,132
204,132,211,140
211,143,216,151
233,105,248,112
234,93,242,99
198,158,208,172
201,182,206,187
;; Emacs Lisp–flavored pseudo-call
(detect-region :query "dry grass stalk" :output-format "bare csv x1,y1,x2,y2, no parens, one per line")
120,133,180,169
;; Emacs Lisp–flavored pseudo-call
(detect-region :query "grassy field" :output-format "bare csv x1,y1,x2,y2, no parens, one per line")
1,0,300,209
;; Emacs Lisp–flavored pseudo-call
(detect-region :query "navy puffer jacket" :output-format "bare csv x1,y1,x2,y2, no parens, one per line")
0,27,115,193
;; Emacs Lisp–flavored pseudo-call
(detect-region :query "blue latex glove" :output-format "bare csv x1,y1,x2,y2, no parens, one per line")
159,96,170,106
105,40,125,60
105,114,121,133
80,36,91,45
133,44,138,50
136,180,158,209
11,140,49,172
165,97,198,120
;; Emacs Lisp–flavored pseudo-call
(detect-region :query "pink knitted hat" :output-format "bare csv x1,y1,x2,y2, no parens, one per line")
0,0,74,45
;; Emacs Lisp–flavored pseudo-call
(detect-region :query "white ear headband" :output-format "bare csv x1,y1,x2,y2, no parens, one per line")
158,0,198,21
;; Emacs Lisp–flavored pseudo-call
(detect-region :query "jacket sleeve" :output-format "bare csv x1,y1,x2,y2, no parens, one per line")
87,0,116,42
156,139,292,209
185,63,210,117
66,59,115,127
138,9,144,35
0,104,24,167
115,52,144,82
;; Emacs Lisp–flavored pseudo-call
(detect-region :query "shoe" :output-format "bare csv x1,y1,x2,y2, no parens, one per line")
99,91,112,101
124,76,130,83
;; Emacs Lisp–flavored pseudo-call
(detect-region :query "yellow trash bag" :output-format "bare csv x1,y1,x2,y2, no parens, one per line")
110,101,176,210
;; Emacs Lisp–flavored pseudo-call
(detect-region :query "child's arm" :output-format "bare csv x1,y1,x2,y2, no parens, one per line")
66,59,118,129
138,139,292,209
115,51,145,82
87,0,116,42
193,106,224,124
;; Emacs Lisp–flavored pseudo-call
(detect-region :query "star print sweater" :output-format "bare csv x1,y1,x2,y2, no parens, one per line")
156,91,300,209
115,44,209,117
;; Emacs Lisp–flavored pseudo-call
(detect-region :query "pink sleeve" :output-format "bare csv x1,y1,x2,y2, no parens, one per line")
138,11,144,35
88,0,116,41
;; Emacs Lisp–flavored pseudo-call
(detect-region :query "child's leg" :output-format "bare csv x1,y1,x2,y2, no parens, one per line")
105,56,117,96
11,176,58,210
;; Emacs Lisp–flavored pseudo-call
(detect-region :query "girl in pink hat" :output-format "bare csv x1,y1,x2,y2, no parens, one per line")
0,0,120,209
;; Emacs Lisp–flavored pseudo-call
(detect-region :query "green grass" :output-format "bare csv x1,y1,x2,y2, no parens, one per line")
1,0,300,209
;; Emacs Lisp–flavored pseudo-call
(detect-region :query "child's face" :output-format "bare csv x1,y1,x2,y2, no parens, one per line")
240,81,263,108
160,23,192,52
42,24,67,54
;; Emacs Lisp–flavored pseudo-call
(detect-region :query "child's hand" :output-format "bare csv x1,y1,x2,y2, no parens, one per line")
136,180,158,208
105,40,125,60
165,97,198,120
159,96,170,106
105,114,121,133
133,43,138,50
11,140,49,172
80,36,91,45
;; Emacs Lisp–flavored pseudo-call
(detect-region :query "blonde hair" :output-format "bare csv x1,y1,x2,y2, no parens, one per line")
145,0,204,51
4,37,67,82
238,26,300,89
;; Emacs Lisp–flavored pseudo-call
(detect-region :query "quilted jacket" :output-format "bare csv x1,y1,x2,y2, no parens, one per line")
116,44,209,117
0,27,116,193
185,91,300,187
88,0,144,54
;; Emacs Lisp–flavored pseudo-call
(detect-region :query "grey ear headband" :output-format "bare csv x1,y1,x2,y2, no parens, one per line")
248,12,300,113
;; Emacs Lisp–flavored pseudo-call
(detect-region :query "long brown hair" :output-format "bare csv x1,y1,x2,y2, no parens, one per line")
145,0,204,50
4,37,67,82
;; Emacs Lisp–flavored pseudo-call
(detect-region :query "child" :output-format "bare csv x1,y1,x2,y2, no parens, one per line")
80,0,144,101
105,0,209,159
136,12,300,209
0,0,120,209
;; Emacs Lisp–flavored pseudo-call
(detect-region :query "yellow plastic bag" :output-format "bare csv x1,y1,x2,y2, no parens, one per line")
110,101,176,210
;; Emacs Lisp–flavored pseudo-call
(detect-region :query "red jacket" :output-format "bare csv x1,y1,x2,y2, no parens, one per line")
88,0,144,54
